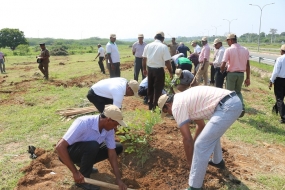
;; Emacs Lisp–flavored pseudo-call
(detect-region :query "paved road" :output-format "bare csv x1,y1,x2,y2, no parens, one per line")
249,52,280,65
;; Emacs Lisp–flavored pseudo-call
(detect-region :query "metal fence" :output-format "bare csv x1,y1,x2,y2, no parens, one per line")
249,55,276,65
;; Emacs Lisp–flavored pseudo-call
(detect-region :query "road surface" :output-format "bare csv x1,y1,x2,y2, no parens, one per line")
249,52,280,65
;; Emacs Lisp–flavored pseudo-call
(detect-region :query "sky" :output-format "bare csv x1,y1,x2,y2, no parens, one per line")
1,0,284,40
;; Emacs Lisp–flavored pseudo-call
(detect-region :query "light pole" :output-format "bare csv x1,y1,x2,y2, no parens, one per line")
211,25,221,36
249,3,274,52
223,19,237,34
204,29,210,37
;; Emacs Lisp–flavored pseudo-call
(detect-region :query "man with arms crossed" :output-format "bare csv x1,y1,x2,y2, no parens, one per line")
56,105,128,190
158,86,242,190
132,34,147,81
220,33,250,117
142,31,172,110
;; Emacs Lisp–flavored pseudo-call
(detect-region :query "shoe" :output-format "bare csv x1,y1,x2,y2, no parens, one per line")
76,183,100,190
208,159,225,169
239,109,245,118
185,187,202,190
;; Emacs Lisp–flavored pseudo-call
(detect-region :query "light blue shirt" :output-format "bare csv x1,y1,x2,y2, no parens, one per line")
270,54,285,83
63,115,116,149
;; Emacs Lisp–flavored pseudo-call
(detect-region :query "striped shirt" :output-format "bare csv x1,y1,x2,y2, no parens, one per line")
63,115,116,149
172,86,232,127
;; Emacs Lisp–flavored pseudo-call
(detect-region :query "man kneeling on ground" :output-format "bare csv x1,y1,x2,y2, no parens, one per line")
172,69,198,92
56,105,128,190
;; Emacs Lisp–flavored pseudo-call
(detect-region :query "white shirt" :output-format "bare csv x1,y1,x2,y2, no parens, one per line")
139,77,148,88
98,47,105,57
212,46,225,68
194,45,201,54
106,42,120,63
142,40,171,68
91,77,127,108
270,54,285,83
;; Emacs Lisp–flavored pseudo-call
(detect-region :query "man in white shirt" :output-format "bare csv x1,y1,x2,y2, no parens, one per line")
87,78,139,113
95,44,106,74
269,44,285,123
210,38,226,88
142,31,172,110
191,41,201,55
132,34,147,81
106,34,120,78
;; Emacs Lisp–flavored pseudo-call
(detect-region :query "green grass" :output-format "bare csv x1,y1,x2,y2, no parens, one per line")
250,60,274,72
257,174,285,190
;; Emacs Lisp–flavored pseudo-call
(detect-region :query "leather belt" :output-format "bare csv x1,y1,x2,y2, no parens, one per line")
219,92,236,105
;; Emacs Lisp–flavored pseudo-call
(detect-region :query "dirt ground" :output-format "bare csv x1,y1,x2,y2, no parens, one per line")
1,61,285,190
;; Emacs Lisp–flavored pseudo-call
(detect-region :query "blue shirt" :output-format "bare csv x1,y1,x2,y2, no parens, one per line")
63,115,116,149
177,45,190,58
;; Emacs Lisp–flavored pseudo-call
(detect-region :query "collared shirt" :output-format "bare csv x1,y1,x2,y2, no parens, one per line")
172,86,232,127
194,45,201,54
98,47,105,57
177,57,192,66
142,39,171,68
132,41,146,58
168,42,179,56
0,52,4,59
91,77,127,108
39,49,50,64
270,54,285,83
177,45,190,57
198,43,210,62
180,70,194,85
63,115,116,149
222,43,249,72
106,41,120,63
212,46,225,68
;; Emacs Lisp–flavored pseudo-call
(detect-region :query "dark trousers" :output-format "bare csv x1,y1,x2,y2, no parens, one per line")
274,77,285,120
134,57,145,81
179,64,192,72
38,62,49,79
214,67,227,88
87,89,113,113
108,62,120,78
68,141,123,177
210,65,215,84
171,60,176,74
138,86,148,103
98,57,105,74
147,67,165,110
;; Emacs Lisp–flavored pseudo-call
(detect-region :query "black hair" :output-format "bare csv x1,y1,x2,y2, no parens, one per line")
282,50,285,53
155,34,164,41
100,113,106,118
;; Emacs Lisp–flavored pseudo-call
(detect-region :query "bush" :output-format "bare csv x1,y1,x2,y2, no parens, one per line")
50,47,68,56
13,44,30,56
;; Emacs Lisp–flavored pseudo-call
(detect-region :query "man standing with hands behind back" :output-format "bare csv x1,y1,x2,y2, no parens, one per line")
132,34,147,81
106,34,120,78
142,31,172,111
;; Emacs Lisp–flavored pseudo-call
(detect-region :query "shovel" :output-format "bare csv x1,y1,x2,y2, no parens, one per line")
84,178,136,190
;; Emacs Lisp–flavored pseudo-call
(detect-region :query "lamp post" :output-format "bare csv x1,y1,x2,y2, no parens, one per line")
204,29,210,37
249,3,274,52
223,19,237,34
211,25,221,36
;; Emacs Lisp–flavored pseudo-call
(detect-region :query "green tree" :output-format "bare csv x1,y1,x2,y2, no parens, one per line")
0,28,28,50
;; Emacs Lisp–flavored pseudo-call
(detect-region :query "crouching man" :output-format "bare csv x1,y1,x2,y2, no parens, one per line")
56,105,128,190
172,69,198,92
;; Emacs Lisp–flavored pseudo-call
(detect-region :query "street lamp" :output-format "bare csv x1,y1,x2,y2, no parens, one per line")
211,25,221,36
249,3,274,52
223,19,237,34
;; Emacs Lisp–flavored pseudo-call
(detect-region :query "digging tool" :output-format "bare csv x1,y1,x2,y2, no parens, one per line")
84,178,136,190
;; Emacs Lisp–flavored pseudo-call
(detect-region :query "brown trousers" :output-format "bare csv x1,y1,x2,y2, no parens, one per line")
38,62,49,79
195,61,209,85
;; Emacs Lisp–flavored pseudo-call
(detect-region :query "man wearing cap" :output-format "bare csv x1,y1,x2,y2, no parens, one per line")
132,34,147,81
172,69,197,92
167,37,179,74
195,37,210,85
95,44,106,74
157,86,242,190
220,34,250,117
210,38,226,88
177,42,191,58
269,44,285,124
189,41,201,75
56,105,128,190
142,31,172,110
191,41,201,55
37,43,50,80
106,34,120,78
87,77,139,113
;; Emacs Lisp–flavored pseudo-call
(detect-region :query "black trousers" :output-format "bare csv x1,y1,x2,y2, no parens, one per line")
134,57,145,81
210,65,215,84
87,89,113,113
68,141,123,177
98,57,105,74
274,77,285,120
108,62,120,78
214,67,227,88
138,86,148,102
171,60,176,74
178,64,192,72
147,67,165,110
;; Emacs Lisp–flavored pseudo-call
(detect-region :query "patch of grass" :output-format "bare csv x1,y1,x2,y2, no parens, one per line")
257,174,285,190
250,60,274,72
